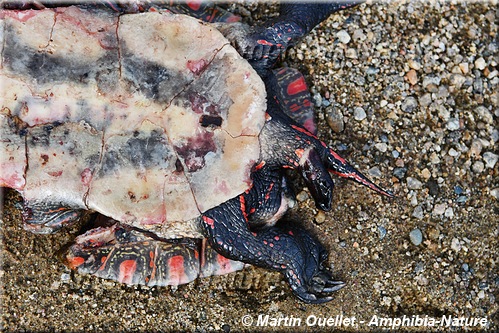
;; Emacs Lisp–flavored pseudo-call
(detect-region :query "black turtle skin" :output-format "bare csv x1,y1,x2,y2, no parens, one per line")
6,1,393,303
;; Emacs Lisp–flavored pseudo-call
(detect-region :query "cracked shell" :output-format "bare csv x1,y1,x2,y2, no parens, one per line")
0,7,266,239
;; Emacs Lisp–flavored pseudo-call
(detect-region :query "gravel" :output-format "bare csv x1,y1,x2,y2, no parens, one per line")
2,1,497,332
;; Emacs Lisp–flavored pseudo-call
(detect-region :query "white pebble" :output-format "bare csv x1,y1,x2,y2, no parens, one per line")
336,30,351,44
353,107,367,121
474,57,486,70
483,152,498,169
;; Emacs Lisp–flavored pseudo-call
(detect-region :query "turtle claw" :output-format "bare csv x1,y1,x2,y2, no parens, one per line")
293,271,346,304
323,147,394,198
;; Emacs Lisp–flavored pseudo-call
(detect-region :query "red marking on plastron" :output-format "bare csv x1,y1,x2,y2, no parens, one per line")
47,170,63,177
187,59,208,75
118,259,137,284
2,10,39,22
287,77,307,95
80,168,92,186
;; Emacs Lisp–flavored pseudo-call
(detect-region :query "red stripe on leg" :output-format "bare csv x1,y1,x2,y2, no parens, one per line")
287,76,307,95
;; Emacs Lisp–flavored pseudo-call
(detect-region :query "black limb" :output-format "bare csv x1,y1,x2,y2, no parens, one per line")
242,166,291,228
228,1,363,74
201,169,343,303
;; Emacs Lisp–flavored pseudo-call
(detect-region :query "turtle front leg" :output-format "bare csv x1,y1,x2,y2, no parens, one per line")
219,1,364,74
201,175,343,304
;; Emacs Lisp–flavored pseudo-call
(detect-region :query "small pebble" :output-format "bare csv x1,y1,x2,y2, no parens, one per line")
391,150,400,158
426,179,439,196
295,191,309,202
448,148,459,157
393,167,407,179
433,203,447,215
378,226,387,240
375,142,387,152
454,185,463,195
406,69,418,85
483,152,498,169
446,118,460,131
472,161,485,173
353,107,367,121
315,211,326,224
325,107,344,133
412,205,424,219
451,238,462,252
407,177,423,189
409,229,423,246
474,57,486,70
336,30,351,44
479,282,489,290
401,96,418,113
414,262,424,274
368,166,382,178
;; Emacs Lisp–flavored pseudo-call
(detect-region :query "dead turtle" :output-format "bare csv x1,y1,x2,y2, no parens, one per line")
0,1,391,303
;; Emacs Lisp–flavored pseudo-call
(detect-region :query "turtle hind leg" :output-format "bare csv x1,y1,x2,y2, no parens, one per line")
64,220,244,287
201,171,342,303
21,198,85,234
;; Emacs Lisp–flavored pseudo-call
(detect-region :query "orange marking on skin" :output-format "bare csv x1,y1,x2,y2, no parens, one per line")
294,148,305,159
239,195,248,221
202,216,215,229
254,161,266,170
168,255,186,284
287,76,307,95
265,183,275,201
67,256,85,269
265,112,272,121
257,39,274,46
97,255,108,271
118,259,137,284
288,230,294,236
249,207,256,214
274,236,280,241
149,251,155,268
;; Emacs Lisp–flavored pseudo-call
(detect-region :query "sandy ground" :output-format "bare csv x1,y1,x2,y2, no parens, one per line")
1,1,497,332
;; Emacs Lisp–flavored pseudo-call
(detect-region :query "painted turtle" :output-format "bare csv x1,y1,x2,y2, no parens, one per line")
0,1,392,303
